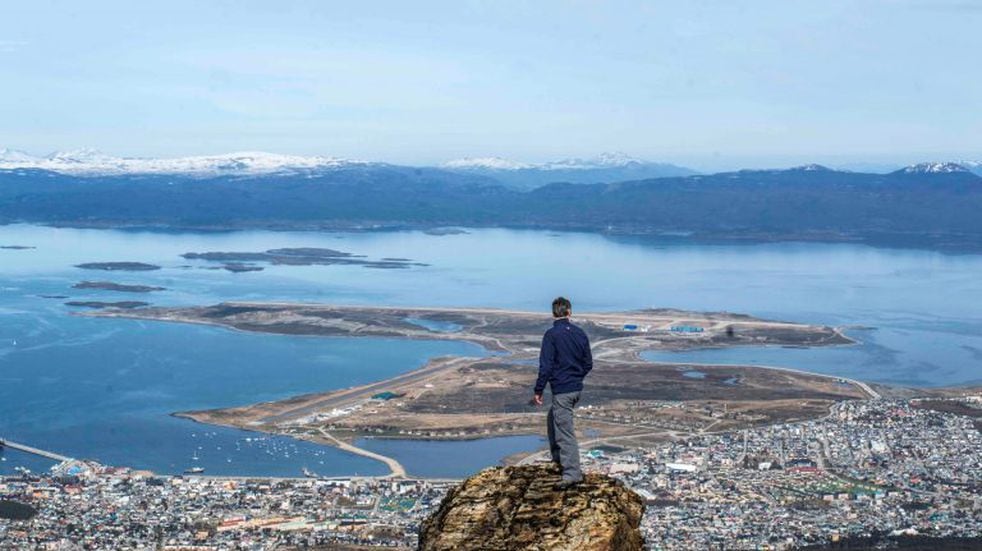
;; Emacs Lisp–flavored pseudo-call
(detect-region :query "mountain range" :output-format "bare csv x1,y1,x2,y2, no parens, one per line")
0,148,366,177
2,150,982,251
0,149,699,190
441,152,698,189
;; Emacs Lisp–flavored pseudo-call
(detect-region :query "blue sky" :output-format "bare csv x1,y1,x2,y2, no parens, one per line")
1,0,980,171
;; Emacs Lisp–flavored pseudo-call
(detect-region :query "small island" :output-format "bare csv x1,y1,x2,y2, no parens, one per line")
423,227,469,236
182,247,427,270
0,245,36,250
220,263,264,273
74,262,162,272
73,281,166,293
65,300,150,309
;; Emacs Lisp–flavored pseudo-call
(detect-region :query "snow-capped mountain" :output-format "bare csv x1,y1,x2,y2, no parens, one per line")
540,152,648,170
956,160,982,177
0,147,694,189
898,162,972,174
0,148,37,163
790,163,834,172
0,149,367,176
443,157,535,170
441,152,697,189
443,152,655,172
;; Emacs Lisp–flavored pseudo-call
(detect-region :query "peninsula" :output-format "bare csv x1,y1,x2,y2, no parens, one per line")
83,302,874,475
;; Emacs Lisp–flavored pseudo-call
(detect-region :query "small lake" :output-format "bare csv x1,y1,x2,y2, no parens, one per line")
404,317,462,333
642,326,981,387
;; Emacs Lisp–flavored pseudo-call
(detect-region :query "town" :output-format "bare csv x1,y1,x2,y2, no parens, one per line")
2,397,980,550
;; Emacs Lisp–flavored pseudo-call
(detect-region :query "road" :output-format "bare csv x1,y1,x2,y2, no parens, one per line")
315,428,407,478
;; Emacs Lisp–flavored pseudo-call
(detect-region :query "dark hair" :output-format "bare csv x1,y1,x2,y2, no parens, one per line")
552,296,572,318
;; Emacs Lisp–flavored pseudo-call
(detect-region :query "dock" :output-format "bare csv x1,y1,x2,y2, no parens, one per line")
0,438,73,462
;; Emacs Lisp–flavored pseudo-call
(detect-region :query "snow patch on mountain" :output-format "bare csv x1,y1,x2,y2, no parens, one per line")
899,162,971,174
0,148,37,163
541,152,646,170
784,164,835,172
956,160,982,176
443,157,534,170
444,152,656,171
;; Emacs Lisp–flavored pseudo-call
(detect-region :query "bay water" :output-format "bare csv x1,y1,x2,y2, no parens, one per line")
2,224,981,477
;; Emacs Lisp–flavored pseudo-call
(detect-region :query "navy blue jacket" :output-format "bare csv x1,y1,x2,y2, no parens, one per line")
535,318,593,395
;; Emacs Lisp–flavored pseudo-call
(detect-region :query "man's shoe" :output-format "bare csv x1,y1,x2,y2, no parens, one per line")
553,479,582,491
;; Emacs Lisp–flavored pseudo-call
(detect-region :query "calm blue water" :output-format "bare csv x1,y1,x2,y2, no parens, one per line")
2,224,982,476
355,436,546,478
0,304,482,476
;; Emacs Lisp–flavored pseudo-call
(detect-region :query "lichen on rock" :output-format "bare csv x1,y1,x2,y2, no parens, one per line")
418,464,645,551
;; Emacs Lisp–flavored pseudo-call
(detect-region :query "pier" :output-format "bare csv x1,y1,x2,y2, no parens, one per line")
0,438,73,462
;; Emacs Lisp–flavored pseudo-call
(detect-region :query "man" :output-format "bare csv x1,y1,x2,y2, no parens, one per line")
532,296,593,489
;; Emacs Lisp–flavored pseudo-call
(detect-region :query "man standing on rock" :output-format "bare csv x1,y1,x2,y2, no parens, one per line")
532,296,593,489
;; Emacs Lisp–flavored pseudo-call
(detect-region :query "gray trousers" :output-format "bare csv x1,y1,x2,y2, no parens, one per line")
547,390,582,482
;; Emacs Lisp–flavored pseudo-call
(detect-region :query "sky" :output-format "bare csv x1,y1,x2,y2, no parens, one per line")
1,0,980,171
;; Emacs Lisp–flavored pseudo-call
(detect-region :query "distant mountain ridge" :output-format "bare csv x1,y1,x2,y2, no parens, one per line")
956,160,982,176
0,148,697,189
0,148,370,176
898,162,974,174
442,152,698,189
4,147,981,182
2,159,982,251
445,151,671,170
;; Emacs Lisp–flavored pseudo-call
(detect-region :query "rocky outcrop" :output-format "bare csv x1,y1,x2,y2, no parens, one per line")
418,464,645,551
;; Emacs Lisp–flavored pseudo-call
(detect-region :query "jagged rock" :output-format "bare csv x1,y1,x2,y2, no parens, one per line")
418,464,645,551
